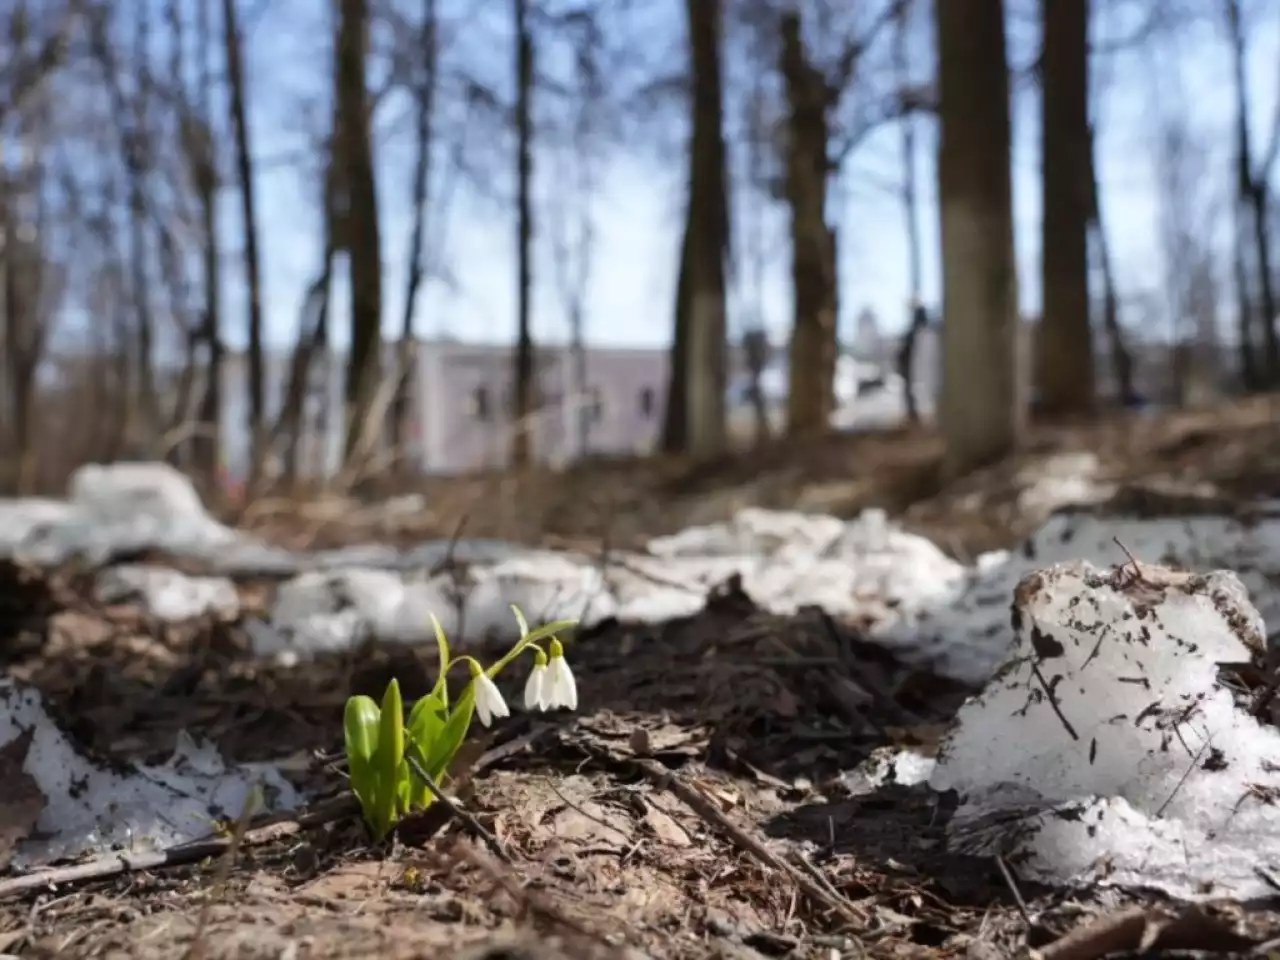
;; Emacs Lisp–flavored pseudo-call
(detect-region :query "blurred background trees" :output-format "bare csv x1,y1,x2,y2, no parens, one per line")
0,0,1275,496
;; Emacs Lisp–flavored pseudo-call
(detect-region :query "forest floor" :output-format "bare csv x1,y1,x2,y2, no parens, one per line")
244,394,1280,558
3,396,1280,959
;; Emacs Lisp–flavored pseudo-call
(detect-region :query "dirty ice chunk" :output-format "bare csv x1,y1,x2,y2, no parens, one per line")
930,561,1280,900
0,679,300,867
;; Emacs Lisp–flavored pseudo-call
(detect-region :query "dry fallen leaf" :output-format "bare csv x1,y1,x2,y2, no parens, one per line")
0,728,47,869
643,803,692,848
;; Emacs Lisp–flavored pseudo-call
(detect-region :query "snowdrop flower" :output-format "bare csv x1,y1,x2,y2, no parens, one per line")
544,638,578,711
524,649,549,711
471,665,510,728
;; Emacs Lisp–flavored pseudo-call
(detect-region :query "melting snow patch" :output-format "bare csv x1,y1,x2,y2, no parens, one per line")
879,503,1280,685
929,560,1280,901
0,679,300,867
95,565,241,621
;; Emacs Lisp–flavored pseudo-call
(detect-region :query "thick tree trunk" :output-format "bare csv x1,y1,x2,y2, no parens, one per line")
681,0,729,457
935,0,1022,476
781,10,836,436
336,0,384,472
660,217,692,454
662,0,728,457
1037,0,1094,418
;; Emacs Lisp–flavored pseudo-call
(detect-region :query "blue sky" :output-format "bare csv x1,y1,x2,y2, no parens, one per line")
211,0,1279,355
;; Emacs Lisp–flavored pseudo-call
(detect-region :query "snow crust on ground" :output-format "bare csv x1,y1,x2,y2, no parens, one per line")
0,679,299,867
930,562,1280,901
4,461,1280,900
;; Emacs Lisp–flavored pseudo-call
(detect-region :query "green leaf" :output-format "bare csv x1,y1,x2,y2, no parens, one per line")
373,678,405,841
511,605,531,638
395,758,412,816
428,614,452,707
424,684,477,783
343,695,381,823
406,692,447,809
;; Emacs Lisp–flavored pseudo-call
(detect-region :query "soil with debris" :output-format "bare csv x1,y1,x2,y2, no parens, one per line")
237,396,1280,559
1,570,1277,960
6,401,1280,958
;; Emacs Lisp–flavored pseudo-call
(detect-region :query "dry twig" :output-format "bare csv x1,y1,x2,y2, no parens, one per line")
630,756,869,928
1031,904,1258,960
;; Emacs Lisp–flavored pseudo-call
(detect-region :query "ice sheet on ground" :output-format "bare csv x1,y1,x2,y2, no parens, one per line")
0,679,300,868
929,561,1280,901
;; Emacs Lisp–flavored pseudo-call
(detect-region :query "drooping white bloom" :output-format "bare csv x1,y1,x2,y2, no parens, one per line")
473,671,510,728
545,639,578,711
524,650,549,711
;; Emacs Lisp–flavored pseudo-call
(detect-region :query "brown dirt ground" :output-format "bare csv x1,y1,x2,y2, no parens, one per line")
5,399,1280,958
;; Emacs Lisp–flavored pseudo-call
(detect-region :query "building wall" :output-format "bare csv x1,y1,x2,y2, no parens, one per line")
415,342,669,472
207,320,1218,482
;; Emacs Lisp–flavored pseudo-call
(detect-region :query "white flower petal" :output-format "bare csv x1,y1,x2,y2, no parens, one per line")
548,657,578,711
524,664,549,711
474,673,509,727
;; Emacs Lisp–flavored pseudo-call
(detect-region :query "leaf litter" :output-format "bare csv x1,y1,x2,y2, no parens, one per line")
6,402,1280,957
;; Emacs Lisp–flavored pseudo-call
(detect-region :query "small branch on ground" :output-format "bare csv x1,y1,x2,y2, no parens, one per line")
994,853,1034,929
628,754,869,928
0,794,360,901
0,731,539,902
1031,904,1259,960
403,753,511,863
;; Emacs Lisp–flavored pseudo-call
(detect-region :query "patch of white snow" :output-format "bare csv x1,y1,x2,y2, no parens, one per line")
0,679,300,867
929,561,1280,901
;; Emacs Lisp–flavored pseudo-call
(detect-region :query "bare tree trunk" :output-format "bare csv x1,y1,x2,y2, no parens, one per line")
935,0,1021,476
780,10,836,436
336,0,384,471
679,0,729,457
1234,220,1259,391
1037,0,1094,418
278,254,332,485
191,0,222,482
128,1,160,447
1085,121,1134,406
511,0,536,466
743,74,771,444
894,0,927,423
1248,180,1276,379
742,329,771,443
1224,0,1278,384
222,0,266,483
0,191,47,495
391,0,437,472
660,217,692,453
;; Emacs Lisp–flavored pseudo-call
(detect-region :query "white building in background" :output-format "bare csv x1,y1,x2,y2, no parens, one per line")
210,315,945,480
